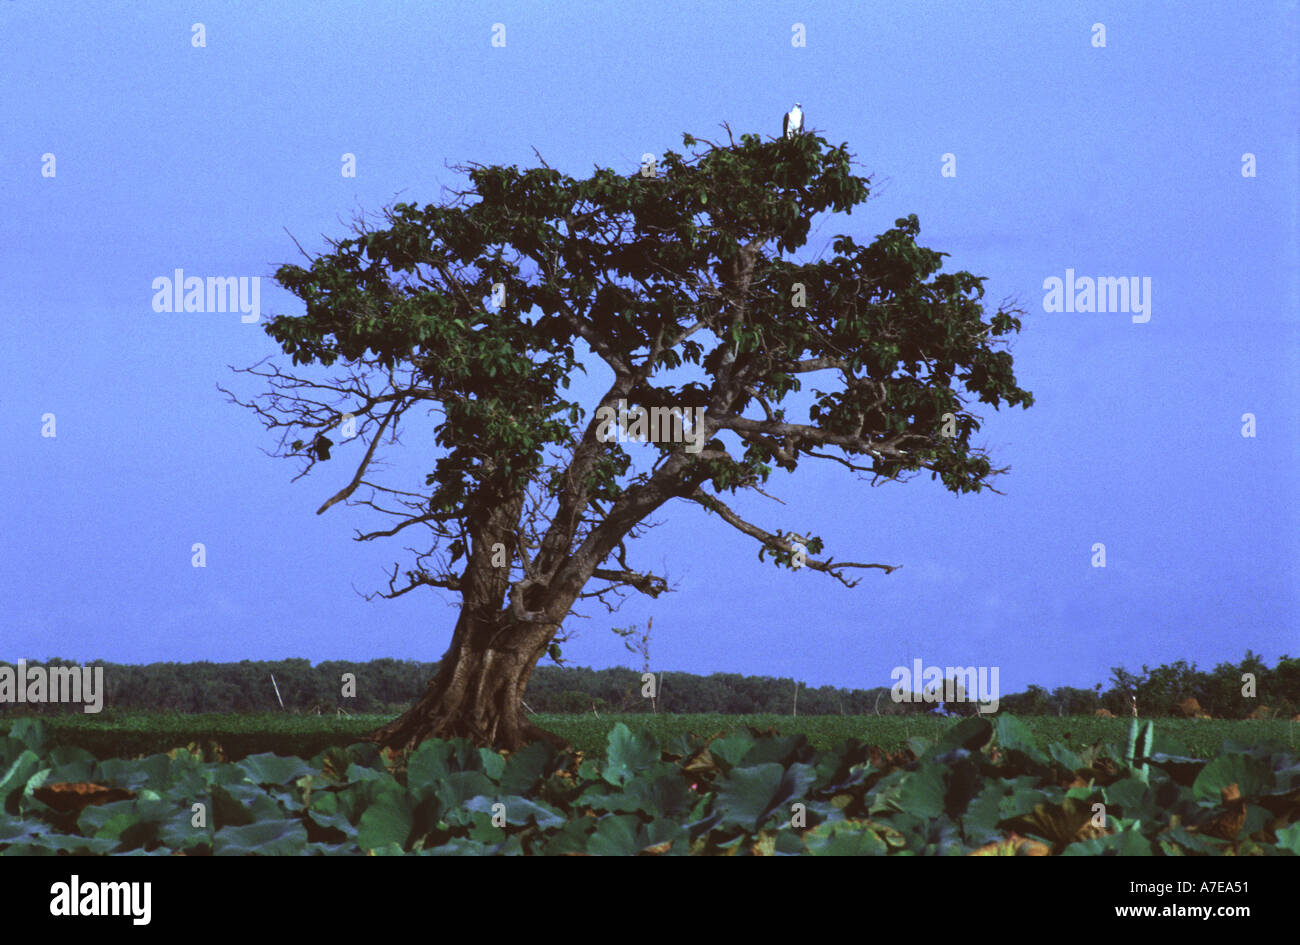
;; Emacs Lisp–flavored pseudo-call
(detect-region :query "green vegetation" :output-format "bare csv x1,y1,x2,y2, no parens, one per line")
1,711,1291,762
2,716,1296,856
5,651,1297,719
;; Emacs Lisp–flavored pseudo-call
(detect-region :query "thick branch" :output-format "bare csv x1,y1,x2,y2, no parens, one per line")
590,567,670,598
687,486,898,587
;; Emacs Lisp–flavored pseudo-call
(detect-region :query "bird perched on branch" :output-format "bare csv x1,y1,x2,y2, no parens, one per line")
783,103,803,138
291,433,332,460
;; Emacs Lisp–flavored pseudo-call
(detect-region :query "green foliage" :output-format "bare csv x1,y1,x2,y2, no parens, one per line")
0,718,1296,856
7,653,1295,720
2,711,1292,763
246,128,1036,609
1099,650,1300,719
1124,718,1156,783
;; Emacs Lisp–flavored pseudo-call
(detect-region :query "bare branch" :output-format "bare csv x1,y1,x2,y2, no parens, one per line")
687,486,899,587
590,567,669,598
317,398,404,515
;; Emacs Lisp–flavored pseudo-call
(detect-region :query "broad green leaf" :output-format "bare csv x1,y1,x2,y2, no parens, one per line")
1159,826,1228,855
706,732,755,768
476,748,506,782
740,733,810,767
1193,754,1274,803
1275,823,1300,855
497,741,554,794
357,788,415,851
602,723,659,787
208,784,255,828
464,794,565,830
6,719,46,753
1047,742,1083,772
433,771,499,825
9,834,120,855
586,814,643,856
421,838,499,856
959,783,1004,846
994,715,1039,757
929,717,993,756
213,819,309,855
541,817,596,856
714,762,816,833
0,750,41,811
92,754,173,791
77,799,138,839
0,811,41,841
407,739,467,792
236,753,314,786
157,812,212,852
46,746,98,783
803,820,889,856
578,774,695,818
895,763,947,820
1060,828,1153,856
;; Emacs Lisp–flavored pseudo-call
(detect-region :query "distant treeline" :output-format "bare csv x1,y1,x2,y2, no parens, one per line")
1,651,1296,719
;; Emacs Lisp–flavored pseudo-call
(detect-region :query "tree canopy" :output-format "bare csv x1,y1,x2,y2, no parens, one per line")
225,126,1035,749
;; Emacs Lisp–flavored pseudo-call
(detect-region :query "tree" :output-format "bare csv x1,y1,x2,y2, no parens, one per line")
224,126,1034,751
612,618,656,712
1050,685,1099,716
1105,666,1144,715
1132,660,1208,717
1004,683,1050,715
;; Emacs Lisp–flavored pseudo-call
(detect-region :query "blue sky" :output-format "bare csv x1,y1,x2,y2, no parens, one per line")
2,1,1296,699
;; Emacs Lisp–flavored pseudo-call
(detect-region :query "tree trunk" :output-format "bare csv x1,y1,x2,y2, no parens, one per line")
369,608,570,753
369,443,691,754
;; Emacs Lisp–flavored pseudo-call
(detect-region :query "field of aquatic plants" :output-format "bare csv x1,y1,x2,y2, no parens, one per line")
1,716,1298,855
3,712,1290,761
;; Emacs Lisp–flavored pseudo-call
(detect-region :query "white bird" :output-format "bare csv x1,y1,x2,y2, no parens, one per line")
783,102,803,138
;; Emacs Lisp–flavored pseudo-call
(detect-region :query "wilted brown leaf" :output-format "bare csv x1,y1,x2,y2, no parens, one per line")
968,833,1052,856
33,782,135,813
682,748,720,778
866,745,914,770
1000,796,1107,853
1196,784,1247,840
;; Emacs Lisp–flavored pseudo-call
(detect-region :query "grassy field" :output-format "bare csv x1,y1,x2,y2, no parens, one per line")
2,710,1294,760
